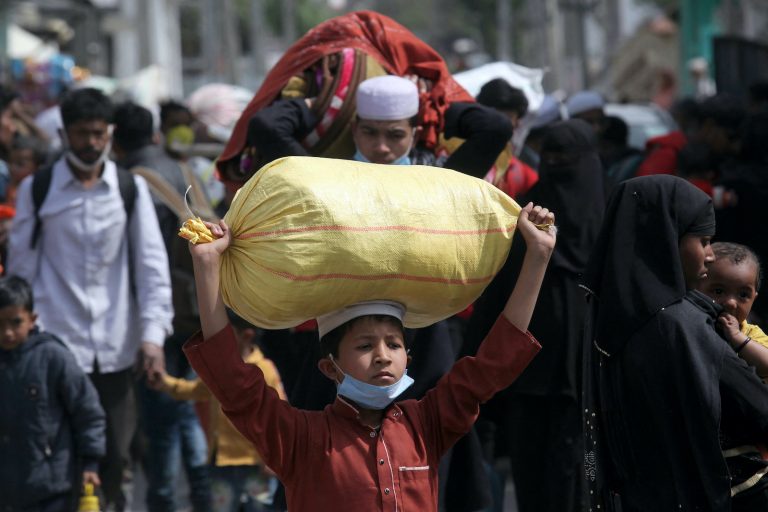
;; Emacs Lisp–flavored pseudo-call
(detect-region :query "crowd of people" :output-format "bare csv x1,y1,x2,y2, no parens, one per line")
1,49,768,512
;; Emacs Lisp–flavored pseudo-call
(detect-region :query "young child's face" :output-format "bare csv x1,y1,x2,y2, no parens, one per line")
698,258,759,324
0,305,37,351
333,317,408,386
9,148,38,183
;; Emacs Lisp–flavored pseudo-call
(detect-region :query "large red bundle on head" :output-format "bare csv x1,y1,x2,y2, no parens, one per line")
217,10,473,183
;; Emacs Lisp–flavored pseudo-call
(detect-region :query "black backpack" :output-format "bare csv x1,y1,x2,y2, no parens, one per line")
30,164,137,249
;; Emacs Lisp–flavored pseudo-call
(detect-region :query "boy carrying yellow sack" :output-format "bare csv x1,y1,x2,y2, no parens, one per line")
182,187,554,511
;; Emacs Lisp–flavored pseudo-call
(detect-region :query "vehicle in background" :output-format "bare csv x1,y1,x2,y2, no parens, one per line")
605,103,677,149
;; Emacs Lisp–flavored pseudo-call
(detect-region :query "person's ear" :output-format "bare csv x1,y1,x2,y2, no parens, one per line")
413,125,423,140
406,353,412,368
317,357,340,382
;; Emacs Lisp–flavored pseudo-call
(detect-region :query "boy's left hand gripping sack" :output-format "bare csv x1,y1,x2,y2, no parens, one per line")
179,217,214,244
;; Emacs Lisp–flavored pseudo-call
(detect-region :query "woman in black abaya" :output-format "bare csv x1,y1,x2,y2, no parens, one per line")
465,119,605,512
582,175,768,512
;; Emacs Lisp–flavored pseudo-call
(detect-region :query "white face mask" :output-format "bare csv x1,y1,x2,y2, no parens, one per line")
329,355,414,410
59,125,114,173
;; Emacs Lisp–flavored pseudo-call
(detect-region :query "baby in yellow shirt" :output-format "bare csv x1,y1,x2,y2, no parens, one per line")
698,241,768,378
153,310,286,512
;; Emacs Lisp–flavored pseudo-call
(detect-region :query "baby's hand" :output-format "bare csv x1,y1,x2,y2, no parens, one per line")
717,313,743,346
517,202,556,257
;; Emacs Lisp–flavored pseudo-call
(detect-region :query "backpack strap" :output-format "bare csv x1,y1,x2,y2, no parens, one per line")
31,165,54,249
30,164,136,249
116,167,137,220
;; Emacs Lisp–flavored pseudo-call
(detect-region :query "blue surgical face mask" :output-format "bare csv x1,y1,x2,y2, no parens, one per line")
352,149,412,166
330,356,414,410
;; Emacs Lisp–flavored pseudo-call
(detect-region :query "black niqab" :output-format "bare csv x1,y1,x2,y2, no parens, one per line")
530,119,605,274
581,175,715,356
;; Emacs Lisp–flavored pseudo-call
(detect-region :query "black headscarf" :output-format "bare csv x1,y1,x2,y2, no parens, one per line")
529,119,605,274
582,175,715,356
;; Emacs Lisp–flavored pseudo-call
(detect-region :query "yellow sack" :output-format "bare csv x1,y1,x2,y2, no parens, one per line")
218,156,521,329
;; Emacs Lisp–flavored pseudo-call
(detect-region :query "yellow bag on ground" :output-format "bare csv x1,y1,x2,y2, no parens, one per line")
220,156,521,329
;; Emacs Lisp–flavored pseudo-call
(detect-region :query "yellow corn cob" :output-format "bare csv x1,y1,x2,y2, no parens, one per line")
178,217,214,244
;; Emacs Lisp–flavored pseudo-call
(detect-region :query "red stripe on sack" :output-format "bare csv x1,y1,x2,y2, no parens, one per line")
237,224,516,239
259,267,495,285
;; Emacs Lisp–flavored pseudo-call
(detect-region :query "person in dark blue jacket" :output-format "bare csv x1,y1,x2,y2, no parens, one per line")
0,275,106,511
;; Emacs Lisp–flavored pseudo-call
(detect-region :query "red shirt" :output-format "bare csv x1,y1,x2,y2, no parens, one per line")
184,316,540,511
636,131,687,177
484,154,539,199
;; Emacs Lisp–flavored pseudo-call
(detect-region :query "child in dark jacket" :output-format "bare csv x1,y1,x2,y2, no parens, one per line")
0,275,106,511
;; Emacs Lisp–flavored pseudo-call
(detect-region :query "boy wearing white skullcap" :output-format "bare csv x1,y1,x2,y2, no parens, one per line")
351,75,422,165
181,199,556,511
245,73,513,178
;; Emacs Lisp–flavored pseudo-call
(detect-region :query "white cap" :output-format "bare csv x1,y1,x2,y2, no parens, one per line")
317,300,406,339
356,76,419,121
530,95,562,129
565,91,605,117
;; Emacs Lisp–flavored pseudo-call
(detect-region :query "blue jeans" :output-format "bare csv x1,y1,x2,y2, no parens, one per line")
141,384,212,512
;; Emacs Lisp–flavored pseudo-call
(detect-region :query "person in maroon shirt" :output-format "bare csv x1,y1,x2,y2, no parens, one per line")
183,201,555,511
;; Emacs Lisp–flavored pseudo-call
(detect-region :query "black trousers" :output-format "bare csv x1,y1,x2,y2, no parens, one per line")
89,364,137,512
505,395,583,512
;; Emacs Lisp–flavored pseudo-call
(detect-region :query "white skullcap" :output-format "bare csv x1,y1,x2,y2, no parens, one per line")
530,95,562,129
356,76,419,121
566,91,605,117
317,300,406,339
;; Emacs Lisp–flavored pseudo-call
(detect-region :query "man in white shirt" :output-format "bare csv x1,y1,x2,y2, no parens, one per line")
7,88,173,511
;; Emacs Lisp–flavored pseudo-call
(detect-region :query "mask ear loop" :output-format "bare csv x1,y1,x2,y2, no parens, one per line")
327,354,345,384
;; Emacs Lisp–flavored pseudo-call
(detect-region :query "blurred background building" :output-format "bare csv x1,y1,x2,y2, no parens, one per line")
1,0,767,105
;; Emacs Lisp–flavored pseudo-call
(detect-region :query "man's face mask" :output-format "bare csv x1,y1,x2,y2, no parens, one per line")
59,123,114,174
165,124,195,152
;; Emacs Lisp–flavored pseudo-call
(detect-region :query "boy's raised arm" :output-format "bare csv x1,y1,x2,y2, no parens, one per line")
502,202,556,332
189,220,232,339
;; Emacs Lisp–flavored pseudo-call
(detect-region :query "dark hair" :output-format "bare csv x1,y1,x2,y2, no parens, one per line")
60,88,113,127
697,94,745,132
676,142,714,178
748,82,768,104
0,84,18,113
0,275,34,312
160,100,192,126
711,241,763,291
476,78,529,118
113,102,154,151
319,315,405,359
601,116,629,146
11,135,49,165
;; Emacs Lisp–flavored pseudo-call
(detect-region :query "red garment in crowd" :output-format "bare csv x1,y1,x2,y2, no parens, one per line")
687,178,714,197
184,316,540,511
485,155,539,199
636,131,687,177
217,10,473,178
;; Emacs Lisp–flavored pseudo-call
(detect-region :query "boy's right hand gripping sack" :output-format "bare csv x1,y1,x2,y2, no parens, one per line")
189,156,522,329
